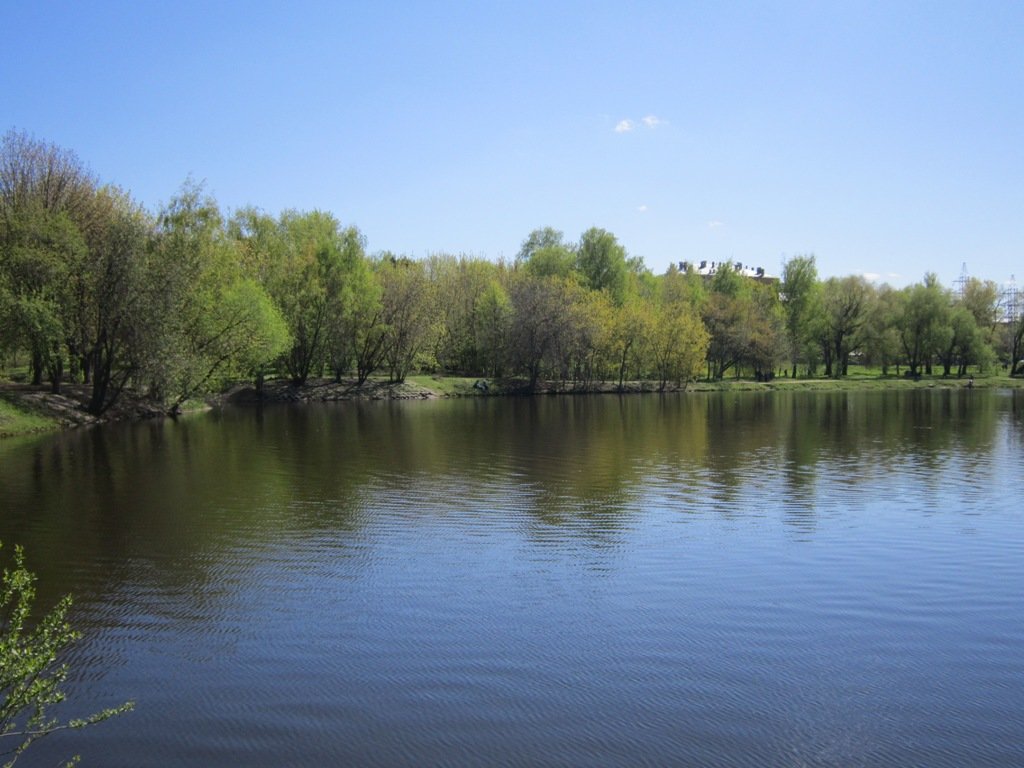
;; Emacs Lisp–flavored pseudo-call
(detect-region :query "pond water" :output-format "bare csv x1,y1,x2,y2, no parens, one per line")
1,389,1022,766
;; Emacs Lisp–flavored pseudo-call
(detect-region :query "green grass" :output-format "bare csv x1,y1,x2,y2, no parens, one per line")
0,396,57,438
3,367,1021,441
406,375,487,396
699,370,1024,392
406,370,1024,397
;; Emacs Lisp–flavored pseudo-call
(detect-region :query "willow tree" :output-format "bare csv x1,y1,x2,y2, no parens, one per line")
378,255,436,383
473,278,512,378
609,297,653,389
426,255,505,375
1010,313,1024,376
0,130,96,389
508,273,577,390
702,264,751,379
649,306,709,390
781,255,820,378
575,227,627,305
80,189,154,415
0,206,84,392
897,274,950,377
147,183,290,409
516,226,568,264
817,275,873,378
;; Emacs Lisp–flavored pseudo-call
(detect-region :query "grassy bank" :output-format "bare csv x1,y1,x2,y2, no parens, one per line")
0,395,57,438
688,372,1024,393
409,370,1023,396
2,370,1022,440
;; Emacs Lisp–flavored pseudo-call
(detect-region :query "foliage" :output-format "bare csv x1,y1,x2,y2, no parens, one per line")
575,227,628,305
4,130,1020,404
817,275,872,378
860,284,904,375
1009,314,1024,376
472,278,512,378
524,244,576,280
516,226,567,264
898,273,951,376
609,298,653,389
427,255,505,375
781,255,820,377
148,183,291,408
649,306,709,389
79,189,153,415
508,274,574,389
0,542,132,766
378,256,437,383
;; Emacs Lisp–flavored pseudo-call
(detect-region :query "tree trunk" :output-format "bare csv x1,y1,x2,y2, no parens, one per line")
48,357,63,394
31,349,44,385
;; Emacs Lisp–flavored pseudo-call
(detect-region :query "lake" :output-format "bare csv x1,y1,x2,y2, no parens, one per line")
1,389,1022,766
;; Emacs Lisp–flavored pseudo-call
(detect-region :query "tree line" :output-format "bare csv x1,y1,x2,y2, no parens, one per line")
1,130,1020,415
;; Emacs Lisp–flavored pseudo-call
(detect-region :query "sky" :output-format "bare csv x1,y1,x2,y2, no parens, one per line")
3,0,1022,288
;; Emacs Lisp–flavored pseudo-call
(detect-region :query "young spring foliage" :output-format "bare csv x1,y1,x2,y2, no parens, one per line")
0,543,133,767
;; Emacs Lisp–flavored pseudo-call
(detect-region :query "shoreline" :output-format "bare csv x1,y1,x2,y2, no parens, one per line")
1,372,1015,440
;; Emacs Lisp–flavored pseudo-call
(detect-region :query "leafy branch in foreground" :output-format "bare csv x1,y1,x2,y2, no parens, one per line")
0,542,133,766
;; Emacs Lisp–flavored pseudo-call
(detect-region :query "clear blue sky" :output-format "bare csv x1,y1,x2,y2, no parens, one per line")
3,1,1022,288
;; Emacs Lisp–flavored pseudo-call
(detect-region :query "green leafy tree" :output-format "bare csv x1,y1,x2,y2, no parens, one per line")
472,279,512,378
609,298,653,389
780,255,820,378
0,206,82,391
427,255,506,375
898,274,951,376
649,305,709,390
553,282,613,388
508,274,575,389
148,183,290,409
340,263,386,386
817,275,873,378
575,227,628,304
0,131,97,389
957,277,1000,370
0,542,132,766
516,227,567,264
68,187,157,416
256,210,366,385
708,260,748,298
524,245,576,280
745,282,787,380
377,256,436,383
939,305,994,376
702,264,752,379
659,262,705,310
1009,312,1024,376
861,284,904,376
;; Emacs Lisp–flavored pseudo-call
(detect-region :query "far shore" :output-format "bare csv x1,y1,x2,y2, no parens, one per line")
1,371,1017,440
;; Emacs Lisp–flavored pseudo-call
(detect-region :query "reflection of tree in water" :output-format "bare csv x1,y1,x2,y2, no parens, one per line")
0,409,372,621
477,396,680,546
865,389,1001,502
1010,390,1024,445
0,389,1008,611
775,389,1002,533
655,389,1007,536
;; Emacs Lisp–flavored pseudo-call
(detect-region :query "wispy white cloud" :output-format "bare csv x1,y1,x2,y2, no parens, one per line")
862,271,904,284
637,204,648,213
707,220,724,229
614,115,665,133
